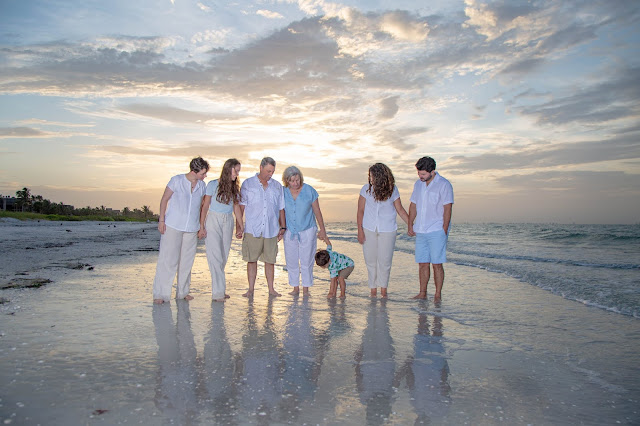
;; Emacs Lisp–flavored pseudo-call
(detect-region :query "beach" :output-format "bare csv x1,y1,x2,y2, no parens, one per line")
0,219,639,425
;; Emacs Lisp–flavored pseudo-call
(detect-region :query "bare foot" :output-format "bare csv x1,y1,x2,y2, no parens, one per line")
242,291,254,298
269,290,281,297
370,289,377,298
184,295,194,301
339,294,346,299
381,288,388,298
412,292,427,299
327,293,336,298
153,299,165,305
212,298,226,302
289,287,300,295
224,294,230,299
434,293,442,301
302,288,310,296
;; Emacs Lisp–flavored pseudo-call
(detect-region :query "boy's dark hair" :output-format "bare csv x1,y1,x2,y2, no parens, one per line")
315,250,330,267
415,156,436,172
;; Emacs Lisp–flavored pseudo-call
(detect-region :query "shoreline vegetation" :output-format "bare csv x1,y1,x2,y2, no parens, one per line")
1,187,157,222
0,210,156,222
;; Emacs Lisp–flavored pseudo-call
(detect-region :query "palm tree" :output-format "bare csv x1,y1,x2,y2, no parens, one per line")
15,187,32,211
142,205,151,218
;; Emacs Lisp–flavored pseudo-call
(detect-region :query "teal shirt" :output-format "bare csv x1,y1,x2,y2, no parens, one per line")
205,180,233,214
327,245,354,278
284,184,319,239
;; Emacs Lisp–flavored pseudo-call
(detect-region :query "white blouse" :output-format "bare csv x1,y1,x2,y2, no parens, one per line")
164,174,206,233
359,184,400,233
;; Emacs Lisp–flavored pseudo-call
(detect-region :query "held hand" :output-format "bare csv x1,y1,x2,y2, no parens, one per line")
357,228,365,245
317,230,329,244
277,228,285,242
235,225,244,239
158,222,166,234
408,226,416,237
197,228,207,239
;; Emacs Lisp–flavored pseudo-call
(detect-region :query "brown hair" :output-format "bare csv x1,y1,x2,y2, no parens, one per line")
315,250,330,267
217,158,241,205
366,163,395,202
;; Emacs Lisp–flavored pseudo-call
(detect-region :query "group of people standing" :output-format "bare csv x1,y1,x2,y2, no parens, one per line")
151,155,453,304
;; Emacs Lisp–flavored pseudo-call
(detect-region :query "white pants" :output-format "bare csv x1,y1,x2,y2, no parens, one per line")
362,228,397,289
283,226,317,287
205,210,234,300
152,225,198,301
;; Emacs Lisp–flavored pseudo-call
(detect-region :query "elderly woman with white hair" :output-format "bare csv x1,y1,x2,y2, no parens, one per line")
282,166,329,296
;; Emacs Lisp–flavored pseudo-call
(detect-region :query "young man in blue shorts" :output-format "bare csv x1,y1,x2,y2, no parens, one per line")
407,156,454,300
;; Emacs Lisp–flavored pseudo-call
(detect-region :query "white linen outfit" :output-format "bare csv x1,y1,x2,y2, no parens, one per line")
283,184,319,287
204,179,235,300
240,174,285,239
152,174,206,302
360,184,400,289
409,173,454,234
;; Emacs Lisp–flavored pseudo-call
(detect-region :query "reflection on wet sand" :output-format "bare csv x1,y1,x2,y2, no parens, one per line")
355,299,396,426
236,300,284,423
399,302,451,424
152,300,199,423
203,302,238,424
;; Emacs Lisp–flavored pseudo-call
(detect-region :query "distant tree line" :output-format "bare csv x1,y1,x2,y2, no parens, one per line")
10,187,156,220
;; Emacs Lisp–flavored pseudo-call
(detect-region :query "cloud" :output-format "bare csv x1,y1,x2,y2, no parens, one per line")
0,127,49,138
448,133,640,172
257,9,284,19
118,103,247,124
378,96,399,119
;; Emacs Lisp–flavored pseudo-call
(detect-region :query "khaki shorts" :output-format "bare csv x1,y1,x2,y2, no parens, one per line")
242,233,278,264
338,265,354,279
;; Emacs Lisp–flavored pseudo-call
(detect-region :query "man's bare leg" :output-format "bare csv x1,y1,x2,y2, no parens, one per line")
265,262,281,296
412,263,430,299
289,286,300,295
243,262,257,297
432,263,444,300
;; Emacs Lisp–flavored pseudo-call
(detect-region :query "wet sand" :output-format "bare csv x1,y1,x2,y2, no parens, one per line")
1,219,639,425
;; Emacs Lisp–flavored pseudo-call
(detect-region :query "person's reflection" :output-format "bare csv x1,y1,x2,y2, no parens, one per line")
355,298,396,426
280,297,327,422
398,302,451,424
152,300,199,423
203,301,237,424
236,299,284,423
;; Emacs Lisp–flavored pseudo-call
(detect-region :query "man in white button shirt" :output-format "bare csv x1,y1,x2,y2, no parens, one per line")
407,157,454,301
238,157,286,297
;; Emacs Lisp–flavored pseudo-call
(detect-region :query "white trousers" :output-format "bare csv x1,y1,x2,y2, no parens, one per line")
205,210,234,300
283,226,317,287
362,228,397,289
152,225,198,301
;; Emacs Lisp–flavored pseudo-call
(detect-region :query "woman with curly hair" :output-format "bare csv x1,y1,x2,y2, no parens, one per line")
357,163,409,297
199,158,244,301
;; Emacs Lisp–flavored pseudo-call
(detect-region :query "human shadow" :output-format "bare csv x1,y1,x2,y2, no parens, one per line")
152,300,199,423
202,301,238,425
354,298,396,426
397,301,451,424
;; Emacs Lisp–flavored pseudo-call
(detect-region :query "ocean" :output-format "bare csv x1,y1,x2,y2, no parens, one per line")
326,222,640,318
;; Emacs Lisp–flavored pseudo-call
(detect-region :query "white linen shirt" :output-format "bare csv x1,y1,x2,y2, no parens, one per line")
410,173,454,234
164,174,206,233
240,174,285,239
359,184,401,232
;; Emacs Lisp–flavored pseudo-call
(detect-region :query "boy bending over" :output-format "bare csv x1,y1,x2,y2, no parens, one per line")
315,241,354,298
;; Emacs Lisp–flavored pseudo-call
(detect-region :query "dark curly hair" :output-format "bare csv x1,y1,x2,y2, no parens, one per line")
366,163,395,202
217,158,241,205
315,250,331,267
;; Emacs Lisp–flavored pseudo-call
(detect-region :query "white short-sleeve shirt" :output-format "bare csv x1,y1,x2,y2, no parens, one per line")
359,184,401,232
164,174,206,233
410,173,454,234
240,174,285,239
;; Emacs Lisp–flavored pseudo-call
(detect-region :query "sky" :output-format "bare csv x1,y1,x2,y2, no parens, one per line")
0,0,639,224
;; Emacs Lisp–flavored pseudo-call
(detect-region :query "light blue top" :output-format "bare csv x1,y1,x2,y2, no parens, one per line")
205,179,233,214
284,184,319,239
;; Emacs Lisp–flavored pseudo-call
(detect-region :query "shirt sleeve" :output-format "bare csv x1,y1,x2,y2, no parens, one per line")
205,180,216,197
166,175,179,193
391,185,400,202
409,180,419,204
442,181,454,205
310,185,319,202
278,185,285,210
359,184,368,198
240,180,249,206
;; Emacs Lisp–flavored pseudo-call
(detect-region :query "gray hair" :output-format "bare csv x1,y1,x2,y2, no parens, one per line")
282,166,303,187
260,157,276,168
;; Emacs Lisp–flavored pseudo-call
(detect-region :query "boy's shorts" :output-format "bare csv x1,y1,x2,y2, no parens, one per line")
338,265,354,279
242,233,278,264
415,229,448,264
